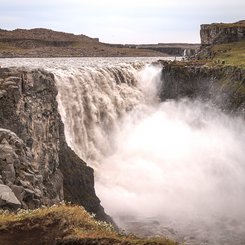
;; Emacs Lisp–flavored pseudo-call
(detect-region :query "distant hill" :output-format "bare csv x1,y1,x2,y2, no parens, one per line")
0,28,166,57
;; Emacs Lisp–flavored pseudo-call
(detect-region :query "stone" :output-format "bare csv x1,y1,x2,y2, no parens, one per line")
3,81,17,87
0,175,3,184
0,90,7,98
10,184,25,202
200,20,245,45
159,60,245,113
19,179,32,189
2,163,15,184
5,76,20,82
3,163,15,176
0,68,111,223
20,171,35,184
0,184,21,209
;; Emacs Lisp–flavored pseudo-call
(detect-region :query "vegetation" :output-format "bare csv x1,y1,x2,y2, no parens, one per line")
210,41,245,68
204,21,245,28
0,203,177,245
0,28,164,57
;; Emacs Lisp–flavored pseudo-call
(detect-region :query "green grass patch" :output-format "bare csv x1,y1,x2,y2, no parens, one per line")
210,41,245,68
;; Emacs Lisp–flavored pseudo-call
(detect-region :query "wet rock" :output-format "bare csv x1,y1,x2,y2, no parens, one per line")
160,60,245,114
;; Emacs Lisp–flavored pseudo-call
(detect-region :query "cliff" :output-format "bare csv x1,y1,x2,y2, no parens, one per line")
200,20,245,45
123,43,200,56
0,68,111,222
159,61,245,114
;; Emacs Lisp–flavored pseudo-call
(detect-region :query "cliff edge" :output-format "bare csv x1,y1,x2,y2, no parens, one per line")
0,68,111,223
200,20,245,45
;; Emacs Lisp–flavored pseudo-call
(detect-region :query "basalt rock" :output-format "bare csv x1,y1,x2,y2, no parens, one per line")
159,61,245,114
200,20,245,45
0,68,110,222
0,184,21,209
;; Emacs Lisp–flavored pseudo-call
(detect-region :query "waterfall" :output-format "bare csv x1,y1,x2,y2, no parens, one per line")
53,60,245,245
54,63,162,169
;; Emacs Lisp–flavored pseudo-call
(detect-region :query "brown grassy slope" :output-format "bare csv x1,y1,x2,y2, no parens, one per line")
0,28,165,57
0,204,177,245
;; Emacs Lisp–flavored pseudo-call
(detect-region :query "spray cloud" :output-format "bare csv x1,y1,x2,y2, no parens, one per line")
54,61,245,244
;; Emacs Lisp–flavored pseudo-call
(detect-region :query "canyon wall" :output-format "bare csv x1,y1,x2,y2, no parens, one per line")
200,20,245,45
160,61,245,113
0,68,110,222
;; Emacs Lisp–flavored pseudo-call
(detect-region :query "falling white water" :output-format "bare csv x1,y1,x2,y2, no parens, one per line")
1,58,245,244
54,62,148,168
54,61,245,244
54,61,245,245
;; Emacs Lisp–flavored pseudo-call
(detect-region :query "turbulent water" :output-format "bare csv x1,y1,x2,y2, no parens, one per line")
1,57,245,244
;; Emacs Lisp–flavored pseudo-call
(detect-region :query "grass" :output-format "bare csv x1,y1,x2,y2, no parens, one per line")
210,41,245,68
203,21,245,28
0,203,178,245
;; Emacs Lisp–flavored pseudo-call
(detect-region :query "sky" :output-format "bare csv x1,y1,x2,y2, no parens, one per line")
0,0,244,44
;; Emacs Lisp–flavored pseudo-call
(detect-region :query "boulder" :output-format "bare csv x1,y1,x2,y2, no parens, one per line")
0,184,21,209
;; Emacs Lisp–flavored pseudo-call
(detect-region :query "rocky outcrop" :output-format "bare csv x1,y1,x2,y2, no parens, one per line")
0,128,46,209
200,20,245,45
159,61,245,113
0,68,110,222
0,68,63,208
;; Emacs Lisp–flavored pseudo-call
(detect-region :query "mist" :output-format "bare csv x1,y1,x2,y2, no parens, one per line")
54,61,245,244
95,66,245,243
96,98,245,217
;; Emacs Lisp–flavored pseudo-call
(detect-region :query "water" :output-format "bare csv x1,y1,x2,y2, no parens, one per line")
0,57,168,69
1,57,245,244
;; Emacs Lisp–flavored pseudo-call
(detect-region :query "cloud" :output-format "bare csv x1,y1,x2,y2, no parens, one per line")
0,0,244,43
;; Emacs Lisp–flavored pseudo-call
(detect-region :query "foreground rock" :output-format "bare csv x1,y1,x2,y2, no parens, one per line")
0,67,110,222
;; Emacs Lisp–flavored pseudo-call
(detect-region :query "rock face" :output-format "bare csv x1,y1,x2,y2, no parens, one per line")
200,20,245,45
0,68,63,208
0,128,46,209
160,61,245,113
0,68,110,222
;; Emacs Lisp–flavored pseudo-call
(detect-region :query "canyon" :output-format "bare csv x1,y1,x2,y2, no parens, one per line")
0,21,245,244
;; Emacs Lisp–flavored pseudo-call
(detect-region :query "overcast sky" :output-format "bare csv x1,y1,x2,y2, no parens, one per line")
0,0,244,44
